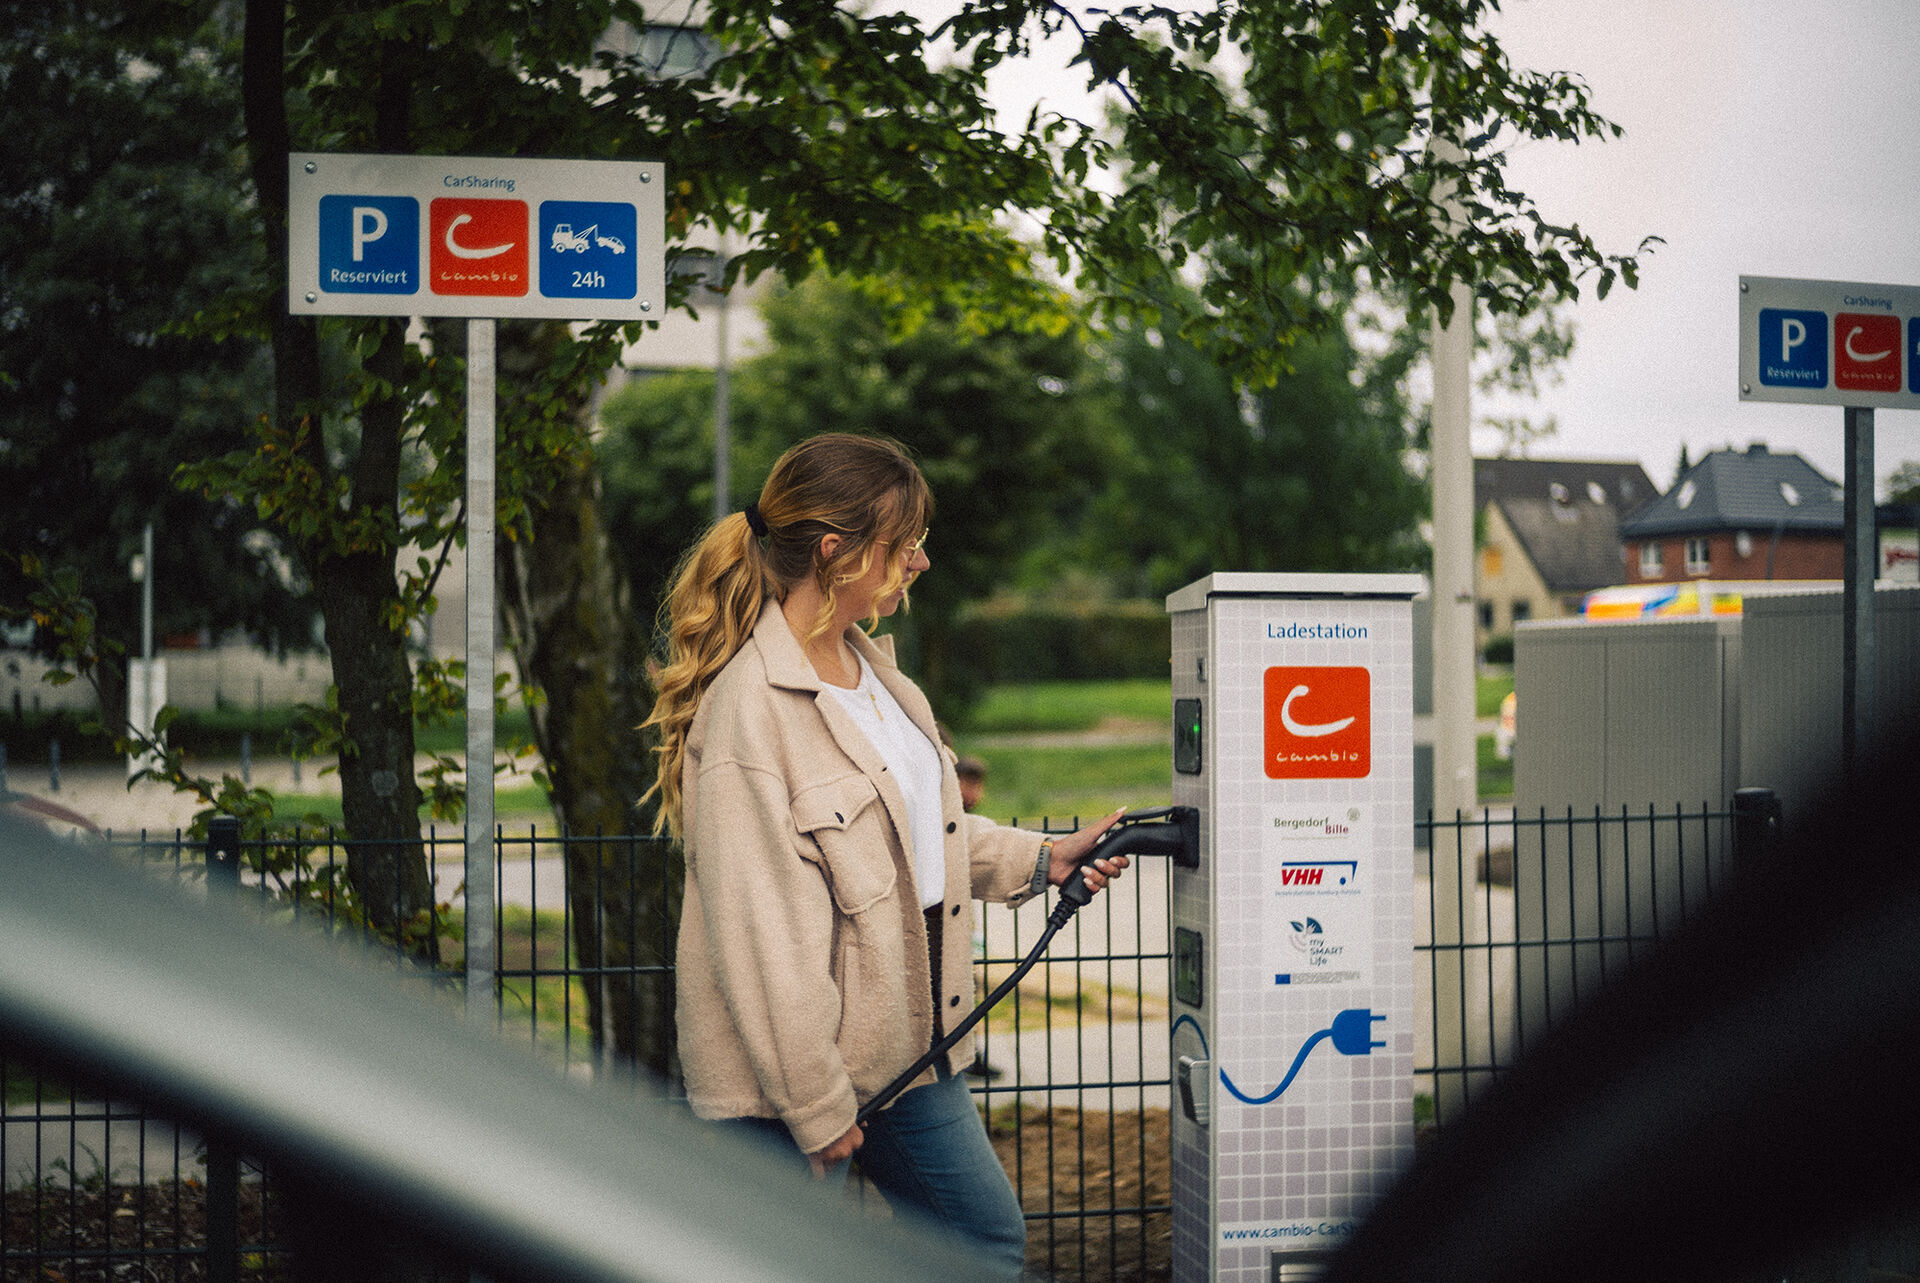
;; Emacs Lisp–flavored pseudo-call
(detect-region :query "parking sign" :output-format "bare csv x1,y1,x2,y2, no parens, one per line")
290,154,664,320
1740,275,1920,410
318,195,420,295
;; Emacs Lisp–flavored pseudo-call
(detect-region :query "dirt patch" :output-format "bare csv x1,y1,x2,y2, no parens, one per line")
3,1177,285,1281
988,1106,1171,1282
6,1111,1173,1282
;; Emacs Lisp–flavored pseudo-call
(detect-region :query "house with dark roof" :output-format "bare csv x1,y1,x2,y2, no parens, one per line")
1617,443,1843,585
1473,456,1658,648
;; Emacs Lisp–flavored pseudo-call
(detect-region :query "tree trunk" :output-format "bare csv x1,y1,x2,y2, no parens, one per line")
495,323,680,1085
243,0,435,960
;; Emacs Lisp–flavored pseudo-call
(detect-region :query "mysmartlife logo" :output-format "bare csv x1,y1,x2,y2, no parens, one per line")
1264,666,1370,779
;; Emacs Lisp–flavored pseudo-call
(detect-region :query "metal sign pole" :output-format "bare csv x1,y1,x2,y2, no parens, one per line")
465,318,497,1025
1842,405,1875,779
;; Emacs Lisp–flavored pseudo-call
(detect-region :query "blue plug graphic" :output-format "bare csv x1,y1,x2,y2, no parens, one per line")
1219,1008,1384,1105
1329,1006,1386,1056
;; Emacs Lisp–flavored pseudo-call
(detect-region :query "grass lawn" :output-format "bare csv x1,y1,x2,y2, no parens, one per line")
1477,667,1514,718
964,679,1169,734
1478,733,1513,801
960,741,1172,826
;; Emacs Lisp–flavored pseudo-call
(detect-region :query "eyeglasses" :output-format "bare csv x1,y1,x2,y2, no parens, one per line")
882,528,929,558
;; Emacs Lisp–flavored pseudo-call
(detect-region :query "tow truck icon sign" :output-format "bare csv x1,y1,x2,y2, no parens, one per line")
549,224,627,255
538,200,639,302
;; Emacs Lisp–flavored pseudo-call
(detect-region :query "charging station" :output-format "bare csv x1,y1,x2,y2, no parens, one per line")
1166,573,1423,1281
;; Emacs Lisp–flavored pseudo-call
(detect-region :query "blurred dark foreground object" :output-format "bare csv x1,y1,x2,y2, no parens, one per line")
0,817,1003,1283
1324,708,1920,1283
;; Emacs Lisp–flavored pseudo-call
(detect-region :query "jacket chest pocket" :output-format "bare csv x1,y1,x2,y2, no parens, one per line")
791,775,897,914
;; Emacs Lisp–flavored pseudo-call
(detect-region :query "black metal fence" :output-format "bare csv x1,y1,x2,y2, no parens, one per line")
3,799,1760,1282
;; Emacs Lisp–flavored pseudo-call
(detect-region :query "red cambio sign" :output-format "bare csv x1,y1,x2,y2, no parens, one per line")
429,198,528,297
1264,666,1370,779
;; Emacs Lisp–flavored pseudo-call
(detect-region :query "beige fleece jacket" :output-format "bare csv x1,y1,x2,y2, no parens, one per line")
676,598,1046,1154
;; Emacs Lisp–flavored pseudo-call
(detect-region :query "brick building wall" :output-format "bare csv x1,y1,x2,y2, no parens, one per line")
1623,531,1843,584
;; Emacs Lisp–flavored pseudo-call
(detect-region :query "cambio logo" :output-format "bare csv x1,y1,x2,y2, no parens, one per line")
1264,666,1370,779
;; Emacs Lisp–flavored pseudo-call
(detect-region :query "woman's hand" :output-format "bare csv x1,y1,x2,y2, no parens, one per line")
808,1122,863,1178
1044,807,1132,896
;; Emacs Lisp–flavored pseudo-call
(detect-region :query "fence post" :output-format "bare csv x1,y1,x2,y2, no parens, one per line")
204,818,241,1283
1731,788,1782,864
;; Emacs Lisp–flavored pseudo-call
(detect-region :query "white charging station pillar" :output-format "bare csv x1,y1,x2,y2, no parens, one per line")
1166,573,1423,1281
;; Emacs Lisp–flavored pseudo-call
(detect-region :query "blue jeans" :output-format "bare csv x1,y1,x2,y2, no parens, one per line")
717,1068,1027,1278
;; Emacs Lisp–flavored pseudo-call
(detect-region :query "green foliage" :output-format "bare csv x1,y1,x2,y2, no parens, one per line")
965,679,1171,735
1065,281,1429,599
596,368,729,642
3,0,1635,920
950,599,1171,687
603,270,1107,715
0,2,309,671
1888,460,1920,507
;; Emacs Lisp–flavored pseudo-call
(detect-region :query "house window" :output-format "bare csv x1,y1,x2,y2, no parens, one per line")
1639,542,1664,577
1511,601,1532,624
1685,537,1711,576
1478,601,1495,631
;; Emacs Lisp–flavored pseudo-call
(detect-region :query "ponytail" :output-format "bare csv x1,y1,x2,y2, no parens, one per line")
639,513,770,836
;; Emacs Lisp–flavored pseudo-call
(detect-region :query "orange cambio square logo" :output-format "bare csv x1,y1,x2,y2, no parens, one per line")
1265,666,1370,779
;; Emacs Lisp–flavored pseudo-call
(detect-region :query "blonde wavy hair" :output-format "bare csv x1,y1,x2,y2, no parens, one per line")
641,434,933,836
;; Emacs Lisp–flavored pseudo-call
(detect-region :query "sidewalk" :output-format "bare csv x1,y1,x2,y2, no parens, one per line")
2,753,519,837
3,760,268,835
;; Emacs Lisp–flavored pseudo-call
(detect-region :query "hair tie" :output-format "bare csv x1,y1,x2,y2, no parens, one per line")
743,502,769,538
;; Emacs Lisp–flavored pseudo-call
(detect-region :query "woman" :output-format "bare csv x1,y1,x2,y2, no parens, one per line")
642,433,1128,1275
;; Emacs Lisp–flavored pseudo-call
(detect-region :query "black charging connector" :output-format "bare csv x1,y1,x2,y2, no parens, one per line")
1053,805,1199,919
855,805,1200,1125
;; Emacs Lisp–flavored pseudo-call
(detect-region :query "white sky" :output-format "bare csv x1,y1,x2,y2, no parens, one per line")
957,0,1920,495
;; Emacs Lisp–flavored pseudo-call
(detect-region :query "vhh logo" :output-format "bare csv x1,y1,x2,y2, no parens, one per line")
1264,667,1370,779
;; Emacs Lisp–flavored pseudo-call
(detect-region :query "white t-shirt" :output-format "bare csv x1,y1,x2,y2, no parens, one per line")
823,653,947,910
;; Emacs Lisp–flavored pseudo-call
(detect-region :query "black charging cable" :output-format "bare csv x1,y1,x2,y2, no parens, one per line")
855,806,1197,1126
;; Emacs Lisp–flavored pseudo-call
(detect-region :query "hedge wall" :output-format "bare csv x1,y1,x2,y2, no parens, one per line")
949,599,1171,684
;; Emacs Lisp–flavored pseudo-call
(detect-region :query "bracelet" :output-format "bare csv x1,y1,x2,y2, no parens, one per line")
1030,837,1054,898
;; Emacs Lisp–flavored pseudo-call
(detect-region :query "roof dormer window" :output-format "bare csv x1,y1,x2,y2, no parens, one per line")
1676,479,1697,509
1780,481,1801,506
1549,481,1578,522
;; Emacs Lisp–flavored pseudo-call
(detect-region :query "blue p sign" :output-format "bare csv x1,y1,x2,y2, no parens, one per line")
318,195,419,294
1757,307,1828,389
